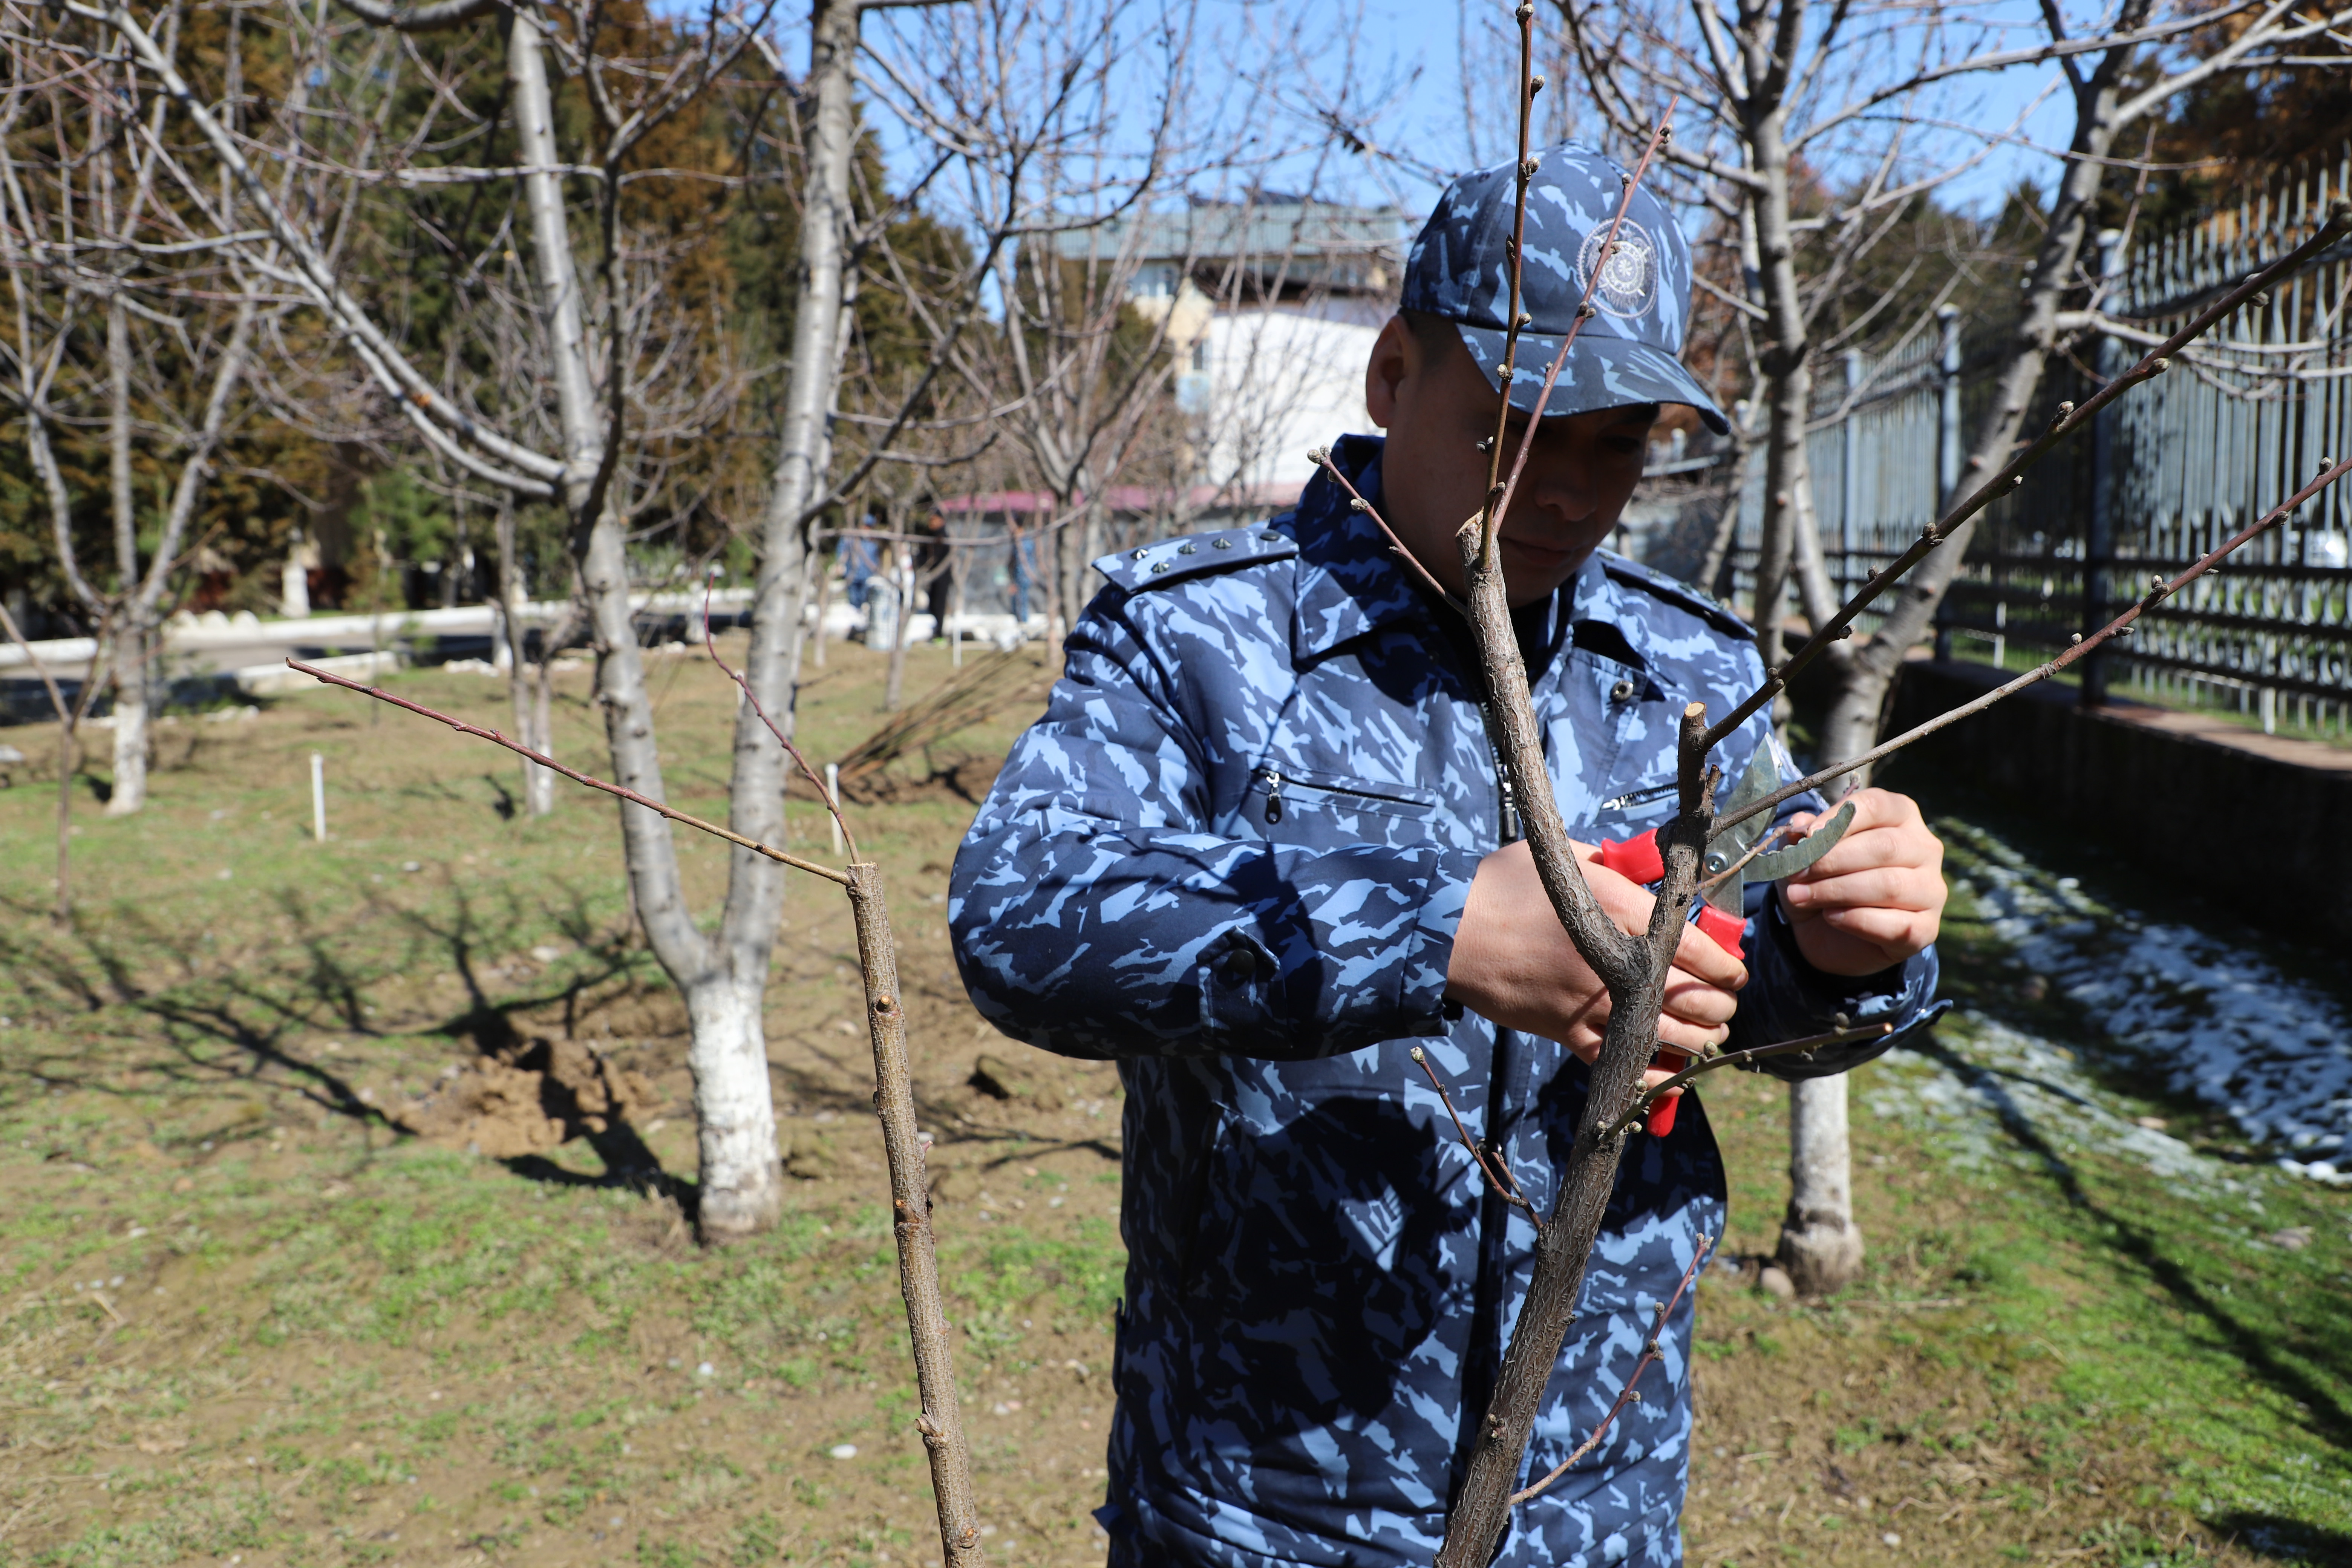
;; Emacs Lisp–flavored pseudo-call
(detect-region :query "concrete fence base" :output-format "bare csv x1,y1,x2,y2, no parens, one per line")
1888,659,2352,947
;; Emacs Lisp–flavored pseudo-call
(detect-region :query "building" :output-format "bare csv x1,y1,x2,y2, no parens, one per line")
1056,196,1410,518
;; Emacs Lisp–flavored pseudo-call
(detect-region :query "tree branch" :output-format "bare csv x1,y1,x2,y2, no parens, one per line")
1700,198,2352,757
286,659,853,885
1718,453,2352,836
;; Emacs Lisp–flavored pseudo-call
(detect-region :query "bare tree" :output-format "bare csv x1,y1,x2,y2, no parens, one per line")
1810,0,2352,772
0,25,268,816
1557,0,2352,1293
49,0,846,1238
857,0,1344,648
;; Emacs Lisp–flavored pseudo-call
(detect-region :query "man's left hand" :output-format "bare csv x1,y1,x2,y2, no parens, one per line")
1776,787,1946,977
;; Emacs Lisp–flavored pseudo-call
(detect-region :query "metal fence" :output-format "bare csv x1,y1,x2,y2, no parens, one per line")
1728,142,2352,738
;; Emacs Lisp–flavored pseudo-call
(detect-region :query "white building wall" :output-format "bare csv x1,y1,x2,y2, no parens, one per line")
1190,309,1382,495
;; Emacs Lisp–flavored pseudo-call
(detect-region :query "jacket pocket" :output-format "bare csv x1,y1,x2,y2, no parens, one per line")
1245,764,1442,829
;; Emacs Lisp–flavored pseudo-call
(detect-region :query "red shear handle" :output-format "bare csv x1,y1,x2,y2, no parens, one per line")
1645,1063,1687,1136
1597,828,1664,885
1646,906,1747,1136
1694,903,1746,959
1599,828,1749,1138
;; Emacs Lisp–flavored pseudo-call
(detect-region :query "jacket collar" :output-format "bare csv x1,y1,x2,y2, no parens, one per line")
1289,435,1430,663
1288,433,1652,674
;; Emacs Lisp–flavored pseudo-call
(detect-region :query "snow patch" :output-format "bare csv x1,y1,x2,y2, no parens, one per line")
1931,818,2352,1179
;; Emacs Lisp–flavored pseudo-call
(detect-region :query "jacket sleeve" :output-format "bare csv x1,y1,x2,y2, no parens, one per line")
1726,839,1947,1080
949,592,1482,1062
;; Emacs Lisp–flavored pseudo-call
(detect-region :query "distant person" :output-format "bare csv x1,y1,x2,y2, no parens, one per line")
951,144,1949,1566
1008,522,1035,625
840,528,880,613
916,510,953,639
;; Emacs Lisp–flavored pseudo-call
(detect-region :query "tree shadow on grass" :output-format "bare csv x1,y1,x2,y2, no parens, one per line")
1914,1037,2352,1452
0,878,676,1196
2207,1513,2352,1565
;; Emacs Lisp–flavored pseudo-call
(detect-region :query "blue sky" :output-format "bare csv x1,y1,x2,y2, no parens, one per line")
1259,0,2086,219
848,0,2117,241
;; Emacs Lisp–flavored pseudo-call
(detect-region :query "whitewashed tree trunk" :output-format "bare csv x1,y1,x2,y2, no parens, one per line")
106,624,149,816
104,294,148,816
495,498,555,816
511,6,784,1233
527,662,556,816
93,274,256,817
1780,1074,1864,1293
682,972,782,1237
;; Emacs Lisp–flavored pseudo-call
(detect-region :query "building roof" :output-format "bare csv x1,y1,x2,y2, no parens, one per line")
1051,198,1410,300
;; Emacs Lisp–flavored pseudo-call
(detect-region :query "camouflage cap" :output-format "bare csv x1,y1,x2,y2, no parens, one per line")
1402,141,1729,434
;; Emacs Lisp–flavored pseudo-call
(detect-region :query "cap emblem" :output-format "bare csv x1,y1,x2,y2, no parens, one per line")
1577,219,1658,319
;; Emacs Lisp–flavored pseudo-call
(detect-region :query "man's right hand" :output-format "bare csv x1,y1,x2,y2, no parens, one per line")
1446,837,1746,1064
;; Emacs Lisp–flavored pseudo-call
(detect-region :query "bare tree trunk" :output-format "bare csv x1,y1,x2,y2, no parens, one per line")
809,534,831,669
1739,29,1815,678
529,655,557,813
496,498,554,816
510,2,780,1234
885,549,913,712
1813,37,2141,774
692,0,871,1238
104,294,148,816
1779,1074,1862,1292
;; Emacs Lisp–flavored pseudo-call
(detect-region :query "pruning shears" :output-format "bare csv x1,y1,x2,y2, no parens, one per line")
1593,747,1855,1137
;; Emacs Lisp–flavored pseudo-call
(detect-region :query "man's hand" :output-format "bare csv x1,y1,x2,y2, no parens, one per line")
1776,787,1946,976
1447,838,1747,1064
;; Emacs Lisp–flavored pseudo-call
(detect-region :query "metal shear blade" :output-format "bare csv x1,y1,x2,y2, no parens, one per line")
1699,749,1854,914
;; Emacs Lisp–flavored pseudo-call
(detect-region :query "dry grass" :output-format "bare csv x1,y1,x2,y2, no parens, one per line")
0,637,2344,1566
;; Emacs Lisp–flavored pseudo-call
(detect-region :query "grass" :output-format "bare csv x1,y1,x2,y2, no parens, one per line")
1682,768,2352,1566
0,638,2347,1565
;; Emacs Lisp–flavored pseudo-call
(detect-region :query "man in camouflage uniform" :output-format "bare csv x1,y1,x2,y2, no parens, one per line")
950,145,1950,1566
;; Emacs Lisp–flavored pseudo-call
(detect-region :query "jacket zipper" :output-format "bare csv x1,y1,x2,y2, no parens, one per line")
1258,767,1283,824
1480,703,1523,846
1257,767,1438,825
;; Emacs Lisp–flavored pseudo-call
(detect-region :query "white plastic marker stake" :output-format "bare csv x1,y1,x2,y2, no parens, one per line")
310,752,327,842
951,621,963,669
825,763,842,854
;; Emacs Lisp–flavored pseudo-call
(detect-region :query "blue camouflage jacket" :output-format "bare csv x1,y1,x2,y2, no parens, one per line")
949,436,1942,1567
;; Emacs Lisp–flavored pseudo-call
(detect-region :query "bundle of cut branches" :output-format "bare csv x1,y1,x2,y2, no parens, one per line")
828,643,1044,798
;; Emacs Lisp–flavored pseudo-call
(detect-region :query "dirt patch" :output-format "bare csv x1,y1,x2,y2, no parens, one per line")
392,1037,658,1158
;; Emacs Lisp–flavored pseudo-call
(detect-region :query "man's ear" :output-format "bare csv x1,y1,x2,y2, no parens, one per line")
1364,314,1414,429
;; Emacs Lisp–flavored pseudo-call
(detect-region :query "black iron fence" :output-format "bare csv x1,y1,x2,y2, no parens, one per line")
1727,142,2352,738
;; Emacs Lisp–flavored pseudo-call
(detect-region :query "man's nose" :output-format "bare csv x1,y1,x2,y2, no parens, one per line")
1520,463,1599,527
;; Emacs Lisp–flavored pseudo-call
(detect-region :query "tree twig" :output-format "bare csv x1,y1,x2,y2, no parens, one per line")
1715,452,2352,836
844,861,984,1565
1489,106,1680,527
1308,447,1463,611
700,579,856,859
1507,1232,1713,1507
1609,1021,1895,1137
285,659,852,886
1410,1045,1542,1234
